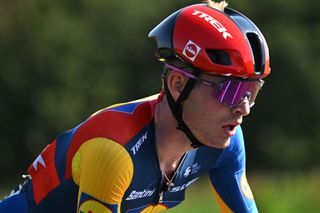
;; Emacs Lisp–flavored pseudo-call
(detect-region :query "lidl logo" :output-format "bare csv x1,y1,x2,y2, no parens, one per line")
78,192,118,213
79,200,112,213
182,40,201,62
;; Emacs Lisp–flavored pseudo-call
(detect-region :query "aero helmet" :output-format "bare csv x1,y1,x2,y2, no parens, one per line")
149,1,270,148
149,3,270,79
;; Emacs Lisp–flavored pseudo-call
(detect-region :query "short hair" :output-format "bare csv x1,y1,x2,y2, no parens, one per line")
205,0,228,11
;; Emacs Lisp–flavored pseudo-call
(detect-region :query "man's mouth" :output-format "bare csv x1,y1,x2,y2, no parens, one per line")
222,122,240,136
223,125,236,132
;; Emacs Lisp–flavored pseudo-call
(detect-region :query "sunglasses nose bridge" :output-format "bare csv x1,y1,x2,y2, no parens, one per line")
244,91,252,103
240,91,256,106
232,94,251,115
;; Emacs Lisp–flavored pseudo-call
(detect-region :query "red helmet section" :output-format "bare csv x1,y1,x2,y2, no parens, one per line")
149,4,270,79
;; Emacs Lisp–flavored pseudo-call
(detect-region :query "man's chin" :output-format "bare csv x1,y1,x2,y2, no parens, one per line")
206,137,231,149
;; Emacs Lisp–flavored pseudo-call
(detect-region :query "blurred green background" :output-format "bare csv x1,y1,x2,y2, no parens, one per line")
0,0,319,212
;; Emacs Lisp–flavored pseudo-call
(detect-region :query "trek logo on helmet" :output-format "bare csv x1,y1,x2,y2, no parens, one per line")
182,40,201,62
192,10,232,39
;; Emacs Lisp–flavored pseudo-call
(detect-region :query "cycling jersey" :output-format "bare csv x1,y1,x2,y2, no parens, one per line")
0,94,258,213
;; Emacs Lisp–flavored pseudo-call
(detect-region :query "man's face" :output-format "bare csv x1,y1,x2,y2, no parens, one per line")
182,74,251,149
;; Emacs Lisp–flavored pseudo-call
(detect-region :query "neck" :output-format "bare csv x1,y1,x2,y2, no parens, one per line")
154,96,195,177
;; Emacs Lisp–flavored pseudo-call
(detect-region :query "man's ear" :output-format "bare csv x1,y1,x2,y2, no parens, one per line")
166,72,188,101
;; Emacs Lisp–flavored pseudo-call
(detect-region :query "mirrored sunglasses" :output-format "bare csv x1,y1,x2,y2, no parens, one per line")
164,63,264,107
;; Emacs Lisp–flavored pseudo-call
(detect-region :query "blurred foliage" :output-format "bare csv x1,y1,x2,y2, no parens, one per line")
0,0,319,185
2,172,319,212
168,171,320,212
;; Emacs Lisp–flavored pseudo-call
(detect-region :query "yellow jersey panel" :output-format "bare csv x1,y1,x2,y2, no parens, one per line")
72,138,134,206
211,185,234,213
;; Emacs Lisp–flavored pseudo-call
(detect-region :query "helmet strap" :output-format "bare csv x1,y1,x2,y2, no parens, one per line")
163,68,204,148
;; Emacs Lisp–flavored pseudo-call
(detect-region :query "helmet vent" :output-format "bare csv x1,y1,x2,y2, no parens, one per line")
206,49,231,65
246,33,264,74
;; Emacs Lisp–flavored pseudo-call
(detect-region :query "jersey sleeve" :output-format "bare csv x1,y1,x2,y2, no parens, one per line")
72,138,134,213
208,127,258,213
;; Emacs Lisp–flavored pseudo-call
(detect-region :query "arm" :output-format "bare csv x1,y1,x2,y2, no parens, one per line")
72,138,134,213
208,127,258,213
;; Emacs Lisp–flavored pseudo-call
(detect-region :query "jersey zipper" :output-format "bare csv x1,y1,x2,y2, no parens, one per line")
152,120,189,204
156,153,188,204
158,191,164,203
157,174,166,204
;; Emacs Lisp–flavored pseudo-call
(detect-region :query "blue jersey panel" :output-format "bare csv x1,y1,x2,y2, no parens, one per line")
28,179,79,213
208,126,258,212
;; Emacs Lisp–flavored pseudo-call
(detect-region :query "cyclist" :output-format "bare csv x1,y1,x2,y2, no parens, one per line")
0,0,270,212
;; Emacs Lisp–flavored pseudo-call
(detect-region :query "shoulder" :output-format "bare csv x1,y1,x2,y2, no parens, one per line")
72,137,135,206
74,94,158,145
213,126,246,170
72,138,134,187
65,94,159,178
